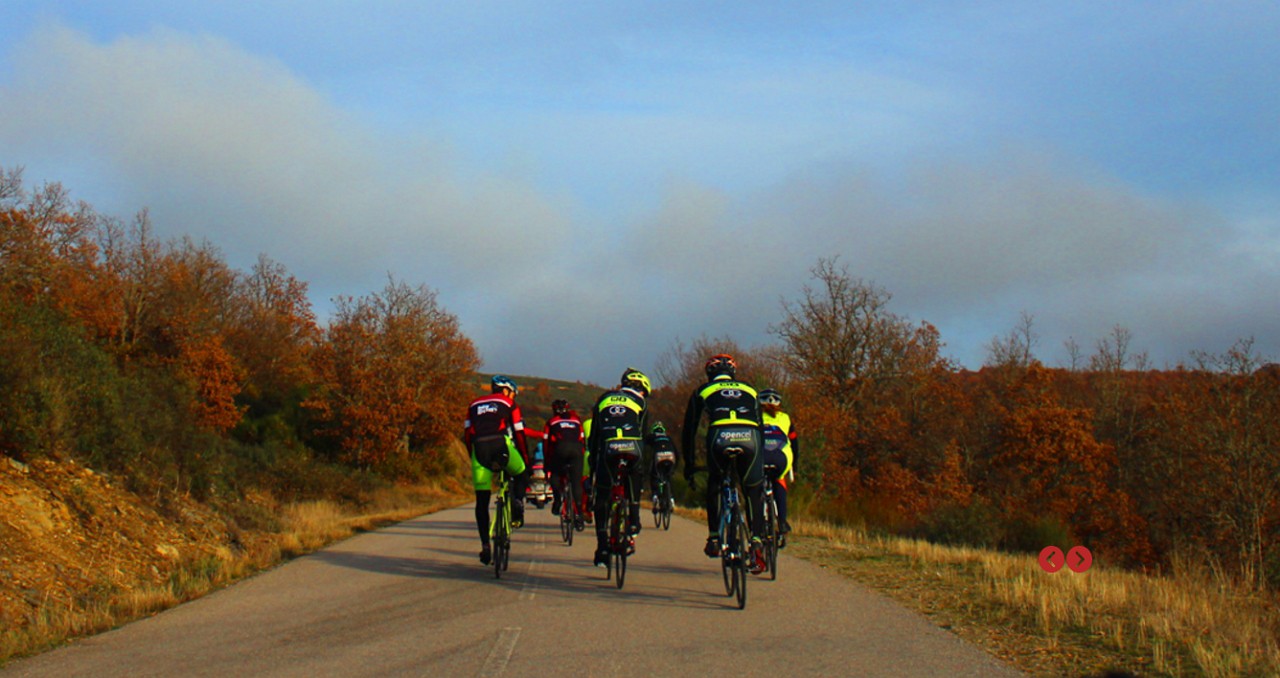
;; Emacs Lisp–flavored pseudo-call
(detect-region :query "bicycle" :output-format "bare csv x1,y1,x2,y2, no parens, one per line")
489,469,513,579
557,466,576,546
761,464,781,581
693,450,750,609
605,455,637,590
652,473,673,530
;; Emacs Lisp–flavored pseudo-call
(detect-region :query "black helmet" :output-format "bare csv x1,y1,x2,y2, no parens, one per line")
552,398,570,415
759,388,782,406
651,422,667,435
704,353,736,378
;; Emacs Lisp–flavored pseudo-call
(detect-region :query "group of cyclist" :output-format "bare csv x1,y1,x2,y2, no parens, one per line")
462,353,798,576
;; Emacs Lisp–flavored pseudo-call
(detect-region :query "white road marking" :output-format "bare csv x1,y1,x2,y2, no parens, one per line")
519,559,540,600
478,627,521,677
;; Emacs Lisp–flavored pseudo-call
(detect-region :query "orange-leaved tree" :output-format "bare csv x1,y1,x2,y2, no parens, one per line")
307,276,479,473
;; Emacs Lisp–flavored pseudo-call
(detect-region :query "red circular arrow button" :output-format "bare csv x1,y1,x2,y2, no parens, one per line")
1067,546,1093,573
1038,546,1065,573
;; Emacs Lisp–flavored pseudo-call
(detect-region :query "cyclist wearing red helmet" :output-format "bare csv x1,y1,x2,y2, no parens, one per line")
586,367,651,568
682,354,769,574
464,375,531,566
543,398,586,530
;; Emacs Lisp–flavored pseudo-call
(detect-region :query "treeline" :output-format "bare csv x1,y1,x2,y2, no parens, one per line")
0,167,478,509
651,259,1279,590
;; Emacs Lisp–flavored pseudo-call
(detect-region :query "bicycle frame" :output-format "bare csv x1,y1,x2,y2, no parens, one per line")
489,469,512,578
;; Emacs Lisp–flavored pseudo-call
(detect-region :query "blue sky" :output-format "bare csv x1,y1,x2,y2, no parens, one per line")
2,2,1277,385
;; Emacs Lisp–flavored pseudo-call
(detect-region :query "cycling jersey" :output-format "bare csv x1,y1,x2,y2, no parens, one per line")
464,392,529,491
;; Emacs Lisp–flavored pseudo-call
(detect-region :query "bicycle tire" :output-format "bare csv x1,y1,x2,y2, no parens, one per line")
559,477,574,545
614,549,626,589
493,498,507,580
720,495,735,597
661,484,672,530
766,493,779,581
734,502,749,609
606,499,622,581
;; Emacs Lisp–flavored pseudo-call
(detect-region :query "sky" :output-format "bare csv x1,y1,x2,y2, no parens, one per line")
2,2,1278,386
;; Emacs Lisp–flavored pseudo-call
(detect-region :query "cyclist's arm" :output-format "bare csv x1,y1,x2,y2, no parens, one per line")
510,404,530,462
681,390,703,473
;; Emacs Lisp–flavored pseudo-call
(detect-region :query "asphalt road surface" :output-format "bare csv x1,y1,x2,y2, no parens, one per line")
5,503,1023,677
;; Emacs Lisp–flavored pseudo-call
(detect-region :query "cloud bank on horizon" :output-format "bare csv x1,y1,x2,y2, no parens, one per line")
2,4,1277,386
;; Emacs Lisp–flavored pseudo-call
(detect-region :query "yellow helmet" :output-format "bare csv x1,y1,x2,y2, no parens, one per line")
620,367,651,395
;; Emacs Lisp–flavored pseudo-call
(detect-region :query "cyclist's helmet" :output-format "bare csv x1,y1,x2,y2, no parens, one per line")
705,353,737,379
490,374,518,395
651,422,667,436
759,388,782,406
620,367,651,395
551,398,570,415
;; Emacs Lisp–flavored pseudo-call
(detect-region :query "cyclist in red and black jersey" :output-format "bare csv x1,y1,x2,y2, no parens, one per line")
464,375,531,566
543,399,586,530
682,354,769,574
586,367,651,568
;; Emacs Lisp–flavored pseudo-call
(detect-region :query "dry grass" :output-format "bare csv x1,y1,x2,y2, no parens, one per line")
789,519,1280,677
0,484,467,665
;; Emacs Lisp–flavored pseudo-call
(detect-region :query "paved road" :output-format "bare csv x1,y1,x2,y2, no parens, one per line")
5,503,1022,677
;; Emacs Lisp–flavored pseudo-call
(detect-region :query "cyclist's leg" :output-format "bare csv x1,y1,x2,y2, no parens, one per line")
740,436,766,540
546,447,562,513
472,450,494,561
626,455,643,533
504,440,528,526
567,449,584,508
592,455,611,559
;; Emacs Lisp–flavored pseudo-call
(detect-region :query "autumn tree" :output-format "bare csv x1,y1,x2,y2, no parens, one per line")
307,276,479,474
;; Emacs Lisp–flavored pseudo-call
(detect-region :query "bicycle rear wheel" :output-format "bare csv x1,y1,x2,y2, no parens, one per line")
765,491,779,581
734,505,749,609
559,479,574,545
661,484,672,530
493,498,507,580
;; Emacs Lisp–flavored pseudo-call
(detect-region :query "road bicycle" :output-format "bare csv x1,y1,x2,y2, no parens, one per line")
605,455,637,590
652,473,674,531
557,466,576,546
489,469,513,579
702,449,750,609
761,464,781,581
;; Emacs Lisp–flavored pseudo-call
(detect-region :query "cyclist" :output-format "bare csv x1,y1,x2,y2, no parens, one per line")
682,354,768,574
759,388,798,540
587,367,651,568
581,416,594,524
463,375,531,566
544,398,586,530
645,422,679,515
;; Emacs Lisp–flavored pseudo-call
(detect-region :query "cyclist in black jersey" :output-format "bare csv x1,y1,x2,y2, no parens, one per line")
586,367,651,568
682,354,768,575
645,422,678,513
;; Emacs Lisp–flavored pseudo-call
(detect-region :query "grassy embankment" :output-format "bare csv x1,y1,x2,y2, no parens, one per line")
673,504,1278,677
0,483,468,665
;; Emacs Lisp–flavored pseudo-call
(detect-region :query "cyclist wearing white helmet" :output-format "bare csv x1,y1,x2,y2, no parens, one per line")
759,388,798,540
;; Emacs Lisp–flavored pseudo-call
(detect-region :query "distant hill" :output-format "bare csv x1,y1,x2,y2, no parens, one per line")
470,373,604,429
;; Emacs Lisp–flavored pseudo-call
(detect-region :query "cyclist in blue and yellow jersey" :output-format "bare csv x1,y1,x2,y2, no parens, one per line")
759,388,798,542
682,354,769,575
586,367,651,568
464,375,531,566
645,422,679,514
544,399,586,530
